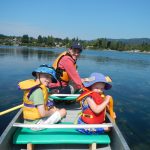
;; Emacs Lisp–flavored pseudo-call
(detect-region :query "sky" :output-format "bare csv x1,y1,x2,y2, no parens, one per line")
0,0,150,40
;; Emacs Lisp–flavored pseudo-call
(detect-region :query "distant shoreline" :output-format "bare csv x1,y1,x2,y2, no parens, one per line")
0,45,150,54
124,49,150,54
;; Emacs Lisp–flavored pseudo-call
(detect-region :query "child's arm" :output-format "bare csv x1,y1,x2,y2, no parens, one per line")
31,88,59,118
37,105,58,118
86,95,111,114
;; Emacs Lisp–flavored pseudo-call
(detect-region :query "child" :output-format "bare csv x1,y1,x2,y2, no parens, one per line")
76,72,115,134
18,64,66,130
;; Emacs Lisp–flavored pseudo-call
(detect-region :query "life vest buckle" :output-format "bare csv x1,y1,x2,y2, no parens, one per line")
82,113,93,118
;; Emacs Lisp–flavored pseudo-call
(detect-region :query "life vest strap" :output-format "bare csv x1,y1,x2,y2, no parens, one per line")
77,91,93,102
24,103,35,108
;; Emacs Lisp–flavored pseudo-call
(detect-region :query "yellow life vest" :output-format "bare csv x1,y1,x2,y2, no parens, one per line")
100,94,116,121
52,51,76,82
18,79,48,120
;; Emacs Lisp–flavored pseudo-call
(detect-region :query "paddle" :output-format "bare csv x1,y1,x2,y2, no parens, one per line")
0,94,80,116
0,77,111,116
0,104,23,116
0,92,115,121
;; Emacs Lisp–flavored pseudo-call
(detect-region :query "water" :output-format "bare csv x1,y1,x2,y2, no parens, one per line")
0,46,150,149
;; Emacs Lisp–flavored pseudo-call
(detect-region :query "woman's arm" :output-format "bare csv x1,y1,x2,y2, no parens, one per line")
60,57,83,89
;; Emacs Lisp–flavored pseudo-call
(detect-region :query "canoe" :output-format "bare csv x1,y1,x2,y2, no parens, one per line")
0,96,130,150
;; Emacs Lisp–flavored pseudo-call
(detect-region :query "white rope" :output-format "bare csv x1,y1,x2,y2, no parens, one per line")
13,123,113,129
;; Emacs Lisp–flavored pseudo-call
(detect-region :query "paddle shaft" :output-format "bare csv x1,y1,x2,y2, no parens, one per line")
0,94,79,116
0,104,23,116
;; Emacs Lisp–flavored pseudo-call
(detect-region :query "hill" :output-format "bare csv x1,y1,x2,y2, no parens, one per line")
110,38,150,45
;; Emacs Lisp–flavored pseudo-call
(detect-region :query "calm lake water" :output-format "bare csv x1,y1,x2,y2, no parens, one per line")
0,46,150,150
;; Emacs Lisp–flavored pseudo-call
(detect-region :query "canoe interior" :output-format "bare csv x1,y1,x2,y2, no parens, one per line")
0,102,130,150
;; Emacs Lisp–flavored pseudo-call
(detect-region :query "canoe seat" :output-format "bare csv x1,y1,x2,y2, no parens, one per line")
13,122,110,150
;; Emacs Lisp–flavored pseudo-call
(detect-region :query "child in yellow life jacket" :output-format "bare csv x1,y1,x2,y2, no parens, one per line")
76,72,114,134
18,64,66,130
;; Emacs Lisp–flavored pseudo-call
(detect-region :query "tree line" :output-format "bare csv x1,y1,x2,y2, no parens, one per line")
0,34,150,52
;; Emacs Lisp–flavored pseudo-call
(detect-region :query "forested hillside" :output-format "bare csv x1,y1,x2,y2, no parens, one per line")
0,34,150,52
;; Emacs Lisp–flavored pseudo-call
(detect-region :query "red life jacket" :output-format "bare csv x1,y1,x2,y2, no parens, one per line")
79,91,106,124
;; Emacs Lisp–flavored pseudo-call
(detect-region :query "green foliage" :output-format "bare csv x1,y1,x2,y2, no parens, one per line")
0,34,150,52
21,35,29,43
37,35,43,44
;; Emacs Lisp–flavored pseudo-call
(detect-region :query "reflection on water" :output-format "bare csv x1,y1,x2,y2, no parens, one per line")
83,50,150,69
0,46,150,149
0,46,61,61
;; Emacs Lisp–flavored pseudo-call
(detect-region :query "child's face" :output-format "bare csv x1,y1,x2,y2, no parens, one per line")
91,82,105,93
39,73,52,87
